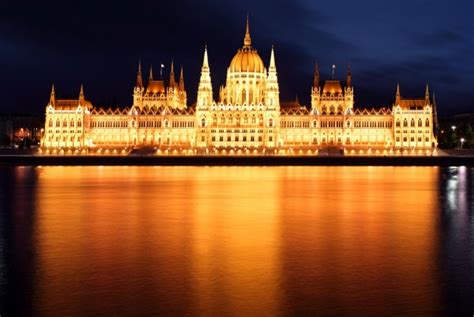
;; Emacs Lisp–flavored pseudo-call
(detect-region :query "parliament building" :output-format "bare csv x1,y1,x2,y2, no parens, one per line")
41,19,438,156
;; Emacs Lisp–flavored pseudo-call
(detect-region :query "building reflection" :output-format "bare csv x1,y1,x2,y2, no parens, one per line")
3,166,472,316
438,166,473,315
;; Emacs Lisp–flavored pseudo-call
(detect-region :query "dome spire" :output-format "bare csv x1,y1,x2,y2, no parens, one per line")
244,14,252,47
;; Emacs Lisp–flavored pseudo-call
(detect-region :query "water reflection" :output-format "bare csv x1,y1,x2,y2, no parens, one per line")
0,166,472,316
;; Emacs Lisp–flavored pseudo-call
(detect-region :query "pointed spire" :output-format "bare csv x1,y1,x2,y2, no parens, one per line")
433,92,438,135
149,65,154,81
425,84,430,101
179,65,185,91
313,62,320,88
346,64,352,87
202,44,209,70
244,14,252,47
136,60,143,88
396,83,401,104
49,83,56,105
169,60,176,87
269,45,276,70
79,84,85,103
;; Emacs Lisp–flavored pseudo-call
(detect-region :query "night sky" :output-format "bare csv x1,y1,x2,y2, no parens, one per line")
1,0,473,116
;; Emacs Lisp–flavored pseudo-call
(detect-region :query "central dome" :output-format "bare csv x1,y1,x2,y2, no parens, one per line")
228,17,265,74
229,47,265,73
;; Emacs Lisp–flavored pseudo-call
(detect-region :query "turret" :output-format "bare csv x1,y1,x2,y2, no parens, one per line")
149,65,154,81
136,60,143,88
265,46,280,109
425,84,430,103
79,84,85,104
346,64,352,88
432,92,438,136
133,61,144,108
169,60,176,87
344,64,354,111
179,66,185,91
49,84,56,106
311,62,321,111
313,62,320,89
196,45,213,109
395,83,401,105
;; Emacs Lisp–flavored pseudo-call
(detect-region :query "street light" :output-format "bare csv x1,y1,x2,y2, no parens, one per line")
460,138,465,149
451,125,456,132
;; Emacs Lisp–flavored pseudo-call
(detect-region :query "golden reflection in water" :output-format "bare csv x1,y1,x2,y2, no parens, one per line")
32,166,440,316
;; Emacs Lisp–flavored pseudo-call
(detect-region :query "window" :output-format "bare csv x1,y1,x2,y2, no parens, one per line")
269,118,273,127
418,119,423,127
425,119,430,127
410,119,415,127
201,118,206,127
63,119,67,127
403,119,408,127
396,120,400,127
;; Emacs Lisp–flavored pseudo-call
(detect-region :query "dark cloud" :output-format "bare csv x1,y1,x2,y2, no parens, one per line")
0,0,472,115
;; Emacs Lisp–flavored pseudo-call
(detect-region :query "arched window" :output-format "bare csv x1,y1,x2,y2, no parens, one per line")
220,115,225,123
49,119,53,127
269,118,274,127
322,106,327,115
249,89,253,104
338,106,343,115
330,106,335,115
410,119,415,127
396,120,400,127
418,119,422,127
55,119,60,127
62,119,67,127
313,120,317,128
241,89,246,104
70,119,75,127
425,119,430,127
201,118,206,127
403,119,408,127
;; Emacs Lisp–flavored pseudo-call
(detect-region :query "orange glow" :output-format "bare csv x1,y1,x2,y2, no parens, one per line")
28,166,442,315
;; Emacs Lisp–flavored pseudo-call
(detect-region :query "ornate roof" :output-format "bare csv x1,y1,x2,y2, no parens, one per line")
322,80,343,94
146,80,166,94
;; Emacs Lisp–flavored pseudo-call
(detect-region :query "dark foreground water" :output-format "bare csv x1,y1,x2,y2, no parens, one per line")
0,166,472,316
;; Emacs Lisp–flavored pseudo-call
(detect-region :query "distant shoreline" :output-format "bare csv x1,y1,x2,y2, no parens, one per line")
0,155,473,167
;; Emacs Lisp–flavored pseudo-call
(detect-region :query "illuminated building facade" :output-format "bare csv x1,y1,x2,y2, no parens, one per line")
42,19,438,155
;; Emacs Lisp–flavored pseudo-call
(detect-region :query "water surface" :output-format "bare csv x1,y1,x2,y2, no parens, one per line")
0,166,472,316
